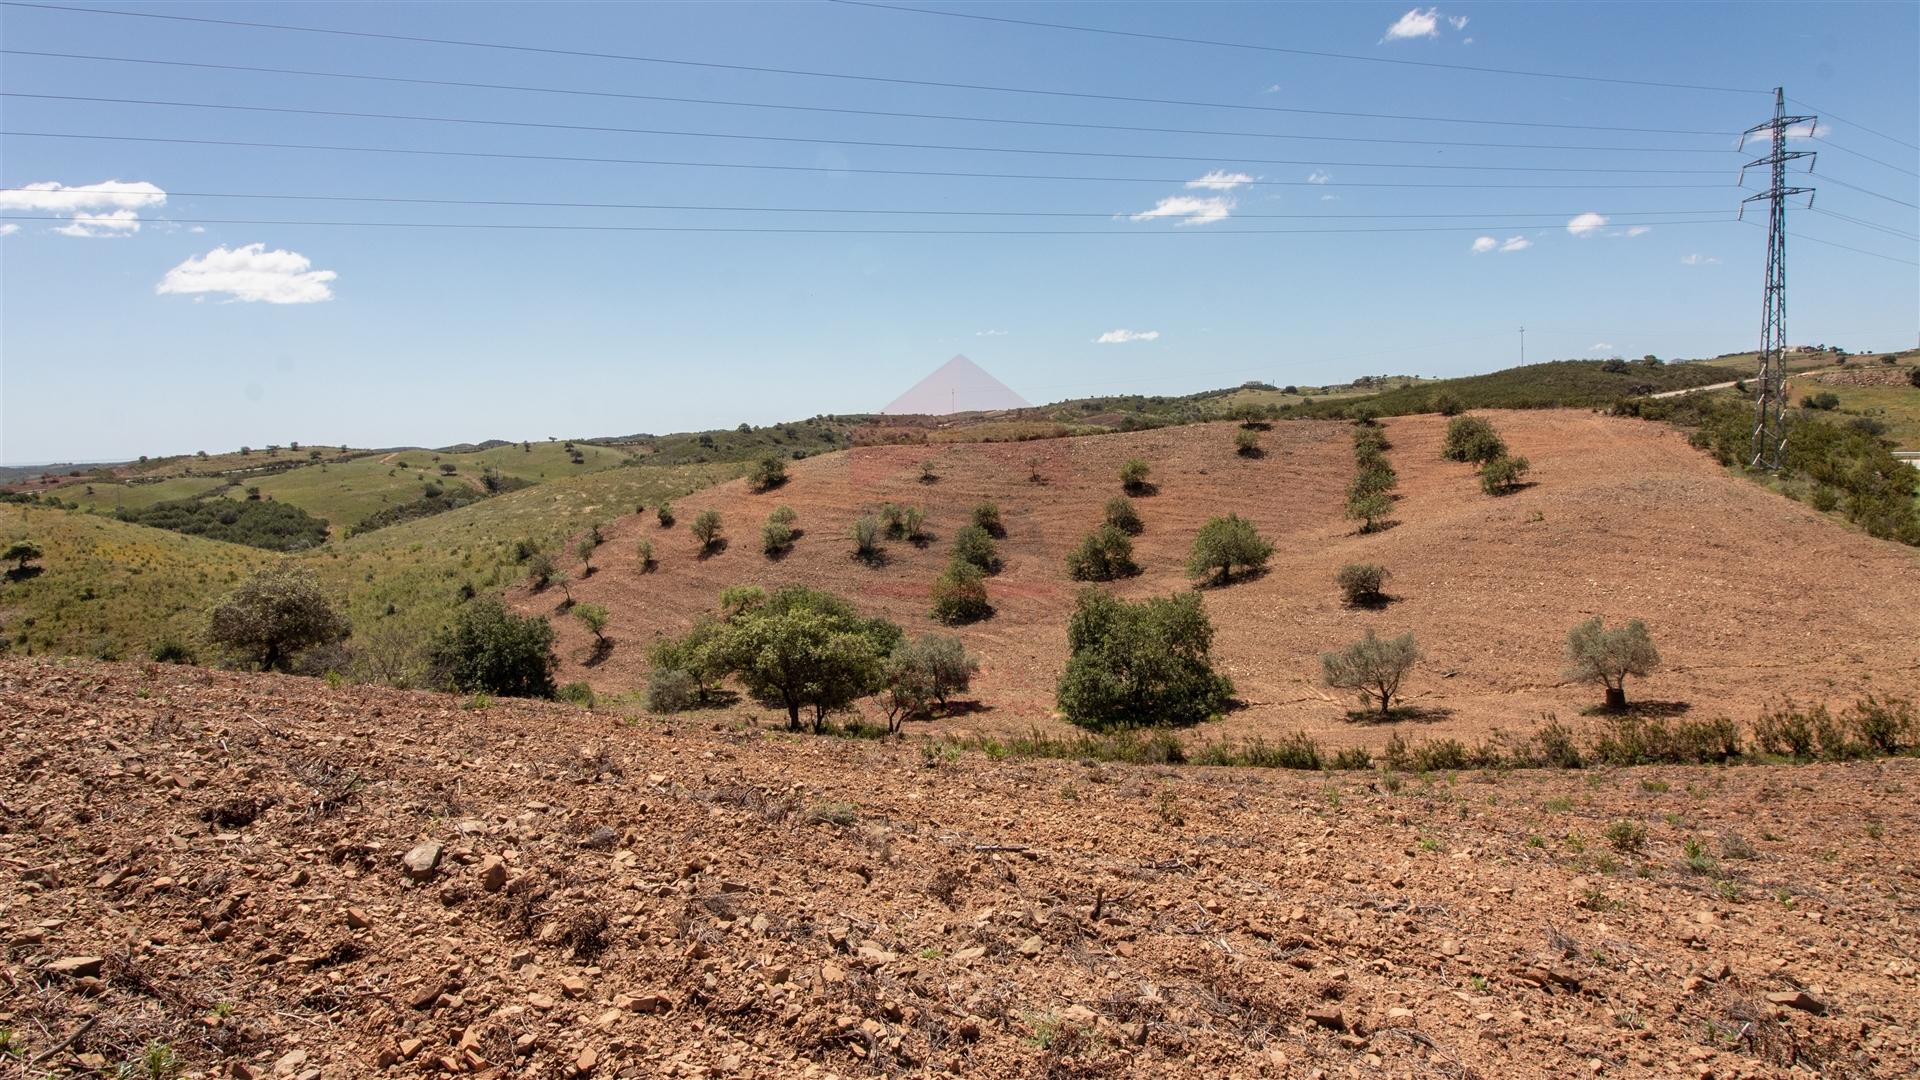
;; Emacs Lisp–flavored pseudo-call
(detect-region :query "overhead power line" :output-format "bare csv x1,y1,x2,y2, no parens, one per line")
1789,97,1920,152
0,50,1742,153
0,5,1744,135
0,92,1734,175
1785,229,1920,267
1808,173,1920,210
1807,207,1919,243
0,187,1733,221
0,130,1741,190
1811,136,1920,179
0,213,1737,236
829,0,1768,95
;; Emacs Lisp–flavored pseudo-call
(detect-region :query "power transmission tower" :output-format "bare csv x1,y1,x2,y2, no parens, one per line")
1738,88,1816,471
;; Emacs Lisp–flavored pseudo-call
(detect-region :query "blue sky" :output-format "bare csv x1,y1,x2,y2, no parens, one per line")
1,0,1915,463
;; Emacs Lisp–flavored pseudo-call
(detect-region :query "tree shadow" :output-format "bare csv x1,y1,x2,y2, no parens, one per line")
1487,481,1540,497
696,538,728,560
580,565,598,578
3,566,43,583
909,532,935,548
939,700,995,718
1193,565,1271,591
1344,704,1454,725
584,638,613,668
1123,483,1159,497
1237,448,1266,460
1580,700,1692,718
853,548,891,569
1343,592,1399,611
1355,520,1401,536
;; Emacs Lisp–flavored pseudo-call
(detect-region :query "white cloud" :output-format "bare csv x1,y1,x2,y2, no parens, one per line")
1261,84,1283,94
1448,14,1469,30
1129,195,1234,226
0,224,18,237
1567,211,1608,237
1187,170,1254,191
1306,169,1332,184
0,179,167,238
1680,253,1721,266
975,329,1008,337
1591,343,1615,352
1744,121,1831,145
1320,194,1338,201
1383,8,1441,40
1625,225,1652,237
156,243,337,304
1472,235,1532,254
1096,329,1160,344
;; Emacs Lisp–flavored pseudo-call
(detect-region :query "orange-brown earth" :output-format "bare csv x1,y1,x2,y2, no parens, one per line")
525,411,1920,746
4,660,1916,1079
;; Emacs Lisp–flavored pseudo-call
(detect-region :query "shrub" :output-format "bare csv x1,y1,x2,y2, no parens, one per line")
1751,701,1819,757
1234,428,1261,457
1120,458,1152,494
762,517,795,556
207,566,350,672
1347,492,1392,533
1565,617,1660,711
1911,367,1920,389
574,602,609,643
2,539,42,574
1847,695,1918,754
1103,496,1144,535
748,455,787,492
646,667,700,713
646,616,730,708
424,596,557,698
1320,629,1419,716
635,538,655,571
1605,820,1646,853
557,681,596,707
878,502,907,537
1441,416,1507,464
1335,563,1389,606
1808,485,1840,512
851,514,883,562
574,533,600,574
1479,454,1531,495
713,586,902,732
919,460,939,483
930,561,991,624
971,502,1004,537
148,638,196,664
901,505,926,543
951,524,1000,574
1348,460,1397,498
656,503,675,528
768,505,797,526
691,509,723,552
1186,513,1273,586
1353,426,1390,455
883,634,980,731
1056,589,1233,729
1432,391,1464,416
1066,524,1137,582
1800,391,1840,411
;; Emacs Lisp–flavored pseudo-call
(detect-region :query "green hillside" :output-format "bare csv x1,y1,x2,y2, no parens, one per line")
1282,359,1732,418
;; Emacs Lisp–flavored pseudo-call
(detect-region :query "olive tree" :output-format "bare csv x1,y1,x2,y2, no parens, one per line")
1186,513,1272,586
1067,524,1137,581
882,634,980,732
1321,629,1419,717
1056,589,1233,728
425,596,558,698
3,539,42,576
715,586,902,732
207,565,349,672
691,509,723,552
1565,617,1660,711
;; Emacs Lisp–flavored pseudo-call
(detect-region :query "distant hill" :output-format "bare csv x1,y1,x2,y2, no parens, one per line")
1282,359,1730,418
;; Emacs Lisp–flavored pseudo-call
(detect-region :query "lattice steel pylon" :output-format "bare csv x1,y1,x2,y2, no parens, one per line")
1739,88,1816,471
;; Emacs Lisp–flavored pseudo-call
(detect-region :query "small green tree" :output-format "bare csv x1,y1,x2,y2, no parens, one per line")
930,561,991,624
691,510,723,552
635,538,655,571
715,586,902,732
1565,617,1660,711
1347,491,1391,533
526,552,559,590
207,565,349,672
901,505,926,543
656,503,676,528
951,524,1000,574
425,596,558,698
768,505,797,526
646,616,729,709
882,635,980,731
748,456,788,492
1056,590,1233,728
1431,391,1464,417
2,539,42,575
1186,513,1272,586
574,602,609,644
1321,630,1420,717
851,514,883,562
1103,496,1143,535
575,533,599,575
1234,428,1261,457
918,459,939,483
1120,458,1152,494
1441,416,1507,464
971,502,1004,537
1335,563,1390,606
1066,523,1137,581
762,512,795,556
1479,455,1531,495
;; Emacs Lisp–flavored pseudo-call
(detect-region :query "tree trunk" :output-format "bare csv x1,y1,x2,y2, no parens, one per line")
785,698,801,731
1604,686,1627,711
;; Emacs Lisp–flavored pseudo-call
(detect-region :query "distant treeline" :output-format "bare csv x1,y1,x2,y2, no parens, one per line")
116,496,329,552
1281,359,1729,419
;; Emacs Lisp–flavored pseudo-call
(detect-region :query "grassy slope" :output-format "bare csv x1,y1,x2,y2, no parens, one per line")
1283,359,1731,418
60,476,229,513
1786,374,1920,449
0,503,272,657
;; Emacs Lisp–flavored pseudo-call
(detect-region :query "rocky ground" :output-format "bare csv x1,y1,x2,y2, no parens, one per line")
4,659,1916,1078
